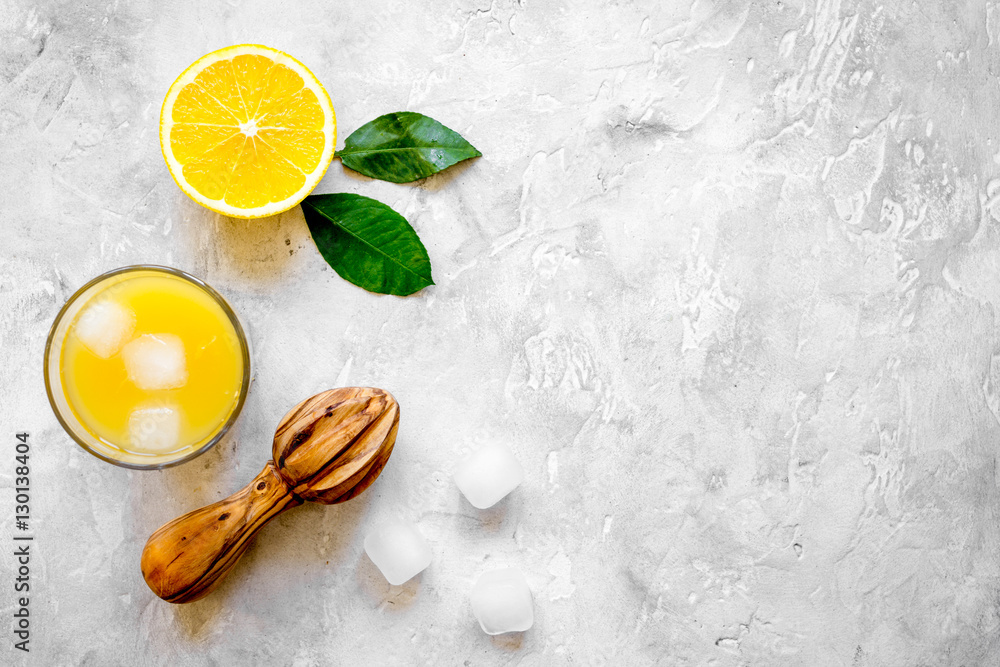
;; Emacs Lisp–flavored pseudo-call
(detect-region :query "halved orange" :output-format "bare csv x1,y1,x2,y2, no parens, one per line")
160,45,336,219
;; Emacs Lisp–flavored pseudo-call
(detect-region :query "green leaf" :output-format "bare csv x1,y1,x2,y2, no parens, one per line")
302,193,434,296
335,112,481,183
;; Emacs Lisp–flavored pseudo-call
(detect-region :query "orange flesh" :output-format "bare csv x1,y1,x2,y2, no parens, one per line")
169,53,327,209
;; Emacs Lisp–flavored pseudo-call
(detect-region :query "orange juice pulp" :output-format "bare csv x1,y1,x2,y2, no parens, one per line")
61,273,244,455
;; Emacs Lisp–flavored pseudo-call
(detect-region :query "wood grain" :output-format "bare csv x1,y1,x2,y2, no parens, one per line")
141,387,399,603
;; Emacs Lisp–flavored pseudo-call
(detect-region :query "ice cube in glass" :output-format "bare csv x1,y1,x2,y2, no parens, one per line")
122,334,188,390
74,299,136,359
128,404,182,453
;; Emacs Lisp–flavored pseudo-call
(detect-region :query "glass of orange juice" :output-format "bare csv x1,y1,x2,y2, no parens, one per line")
44,266,251,469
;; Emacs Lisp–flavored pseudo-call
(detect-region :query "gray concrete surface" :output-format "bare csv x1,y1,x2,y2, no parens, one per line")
2,0,1000,664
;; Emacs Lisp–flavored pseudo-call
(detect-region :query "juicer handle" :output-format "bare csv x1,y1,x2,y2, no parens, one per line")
140,461,302,603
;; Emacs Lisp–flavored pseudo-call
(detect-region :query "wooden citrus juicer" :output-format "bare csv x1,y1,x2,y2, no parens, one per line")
141,387,399,603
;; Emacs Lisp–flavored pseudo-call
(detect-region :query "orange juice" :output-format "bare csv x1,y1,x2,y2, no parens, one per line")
59,271,245,458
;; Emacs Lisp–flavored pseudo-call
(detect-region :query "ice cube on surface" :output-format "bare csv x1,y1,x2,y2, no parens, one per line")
74,299,136,359
453,443,525,509
364,518,432,585
471,567,534,635
122,334,188,390
128,404,182,453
